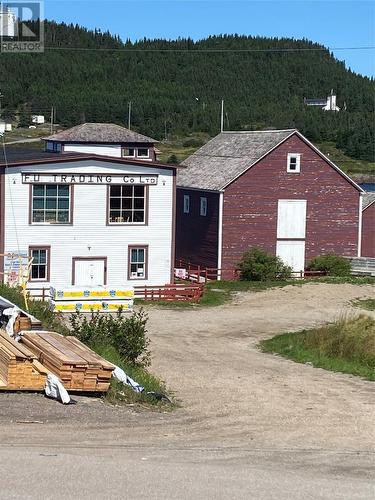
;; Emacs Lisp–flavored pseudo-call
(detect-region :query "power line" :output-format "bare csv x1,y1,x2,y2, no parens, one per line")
41,45,375,53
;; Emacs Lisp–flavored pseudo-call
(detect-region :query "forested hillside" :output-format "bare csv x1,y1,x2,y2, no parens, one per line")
1,21,374,161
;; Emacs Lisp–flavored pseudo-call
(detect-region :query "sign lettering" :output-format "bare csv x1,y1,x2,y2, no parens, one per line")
22,173,159,185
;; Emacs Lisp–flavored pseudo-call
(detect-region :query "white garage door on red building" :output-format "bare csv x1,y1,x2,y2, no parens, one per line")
276,199,307,272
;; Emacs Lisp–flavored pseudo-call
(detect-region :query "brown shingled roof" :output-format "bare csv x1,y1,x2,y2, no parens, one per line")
43,123,157,144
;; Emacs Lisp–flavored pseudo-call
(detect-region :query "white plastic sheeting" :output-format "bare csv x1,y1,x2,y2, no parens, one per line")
44,373,71,404
2,307,21,337
112,365,144,393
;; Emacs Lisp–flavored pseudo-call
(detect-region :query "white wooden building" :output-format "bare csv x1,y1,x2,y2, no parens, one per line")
0,152,176,293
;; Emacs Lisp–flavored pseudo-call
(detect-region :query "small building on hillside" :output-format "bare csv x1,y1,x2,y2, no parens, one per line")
361,193,375,258
176,129,363,276
32,115,45,125
43,123,158,161
304,91,340,112
0,150,176,292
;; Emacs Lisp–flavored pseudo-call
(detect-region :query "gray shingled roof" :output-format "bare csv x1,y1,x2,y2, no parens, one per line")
363,192,375,209
178,129,296,191
44,123,157,144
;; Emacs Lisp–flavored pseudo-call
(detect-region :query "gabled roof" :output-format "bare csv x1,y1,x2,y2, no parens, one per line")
0,149,177,171
363,193,375,210
304,98,327,106
178,129,296,191
43,123,157,144
177,129,363,193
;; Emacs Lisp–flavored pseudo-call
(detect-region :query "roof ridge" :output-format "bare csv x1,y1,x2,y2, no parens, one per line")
221,129,296,134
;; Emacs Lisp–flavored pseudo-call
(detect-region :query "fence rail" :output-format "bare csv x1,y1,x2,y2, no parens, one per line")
134,284,203,302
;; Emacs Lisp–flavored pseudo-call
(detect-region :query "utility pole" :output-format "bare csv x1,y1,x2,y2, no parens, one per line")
50,105,54,134
220,99,224,133
128,101,132,130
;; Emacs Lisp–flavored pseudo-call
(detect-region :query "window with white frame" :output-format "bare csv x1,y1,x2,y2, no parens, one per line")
32,185,71,223
29,247,49,281
183,194,190,214
137,148,149,158
200,196,207,216
108,185,145,224
122,147,135,157
129,246,147,279
287,153,301,173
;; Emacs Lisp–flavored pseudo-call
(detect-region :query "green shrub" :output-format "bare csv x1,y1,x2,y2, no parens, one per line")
70,308,150,366
237,247,292,281
306,254,351,276
167,154,179,164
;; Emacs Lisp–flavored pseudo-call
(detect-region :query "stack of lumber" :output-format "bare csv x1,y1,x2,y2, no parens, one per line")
0,330,48,390
21,331,115,392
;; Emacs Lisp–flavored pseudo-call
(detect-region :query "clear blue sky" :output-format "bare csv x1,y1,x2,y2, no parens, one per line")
44,0,375,77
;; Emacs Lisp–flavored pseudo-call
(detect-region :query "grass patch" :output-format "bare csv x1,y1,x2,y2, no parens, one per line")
93,344,174,409
352,298,375,311
260,315,375,380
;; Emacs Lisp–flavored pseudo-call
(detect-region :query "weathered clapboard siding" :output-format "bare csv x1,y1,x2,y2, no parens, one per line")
361,201,375,257
221,134,360,271
176,189,219,268
3,159,174,289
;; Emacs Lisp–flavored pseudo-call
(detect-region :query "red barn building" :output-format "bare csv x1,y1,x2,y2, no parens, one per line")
361,194,375,258
176,129,363,276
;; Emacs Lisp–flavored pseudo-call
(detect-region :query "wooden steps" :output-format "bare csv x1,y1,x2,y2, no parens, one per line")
21,331,115,392
0,331,48,390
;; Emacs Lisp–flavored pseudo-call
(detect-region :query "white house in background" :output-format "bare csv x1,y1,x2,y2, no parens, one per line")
0,7,16,38
304,90,340,112
31,115,45,125
0,152,176,293
43,123,158,161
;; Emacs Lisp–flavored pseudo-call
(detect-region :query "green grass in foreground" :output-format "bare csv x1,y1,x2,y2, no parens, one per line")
260,315,375,380
92,344,174,409
352,298,375,311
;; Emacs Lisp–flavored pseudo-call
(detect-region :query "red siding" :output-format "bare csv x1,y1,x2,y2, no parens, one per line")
221,134,360,272
176,189,219,268
361,203,375,257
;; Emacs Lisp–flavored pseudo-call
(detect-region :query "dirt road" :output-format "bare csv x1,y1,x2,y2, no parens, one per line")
0,282,373,452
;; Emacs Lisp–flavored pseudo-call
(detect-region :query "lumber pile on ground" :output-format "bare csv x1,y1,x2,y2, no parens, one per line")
21,331,115,392
0,331,48,390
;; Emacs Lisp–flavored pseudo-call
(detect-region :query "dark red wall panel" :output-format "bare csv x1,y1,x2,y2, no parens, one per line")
176,189,219,268
361,203,375,257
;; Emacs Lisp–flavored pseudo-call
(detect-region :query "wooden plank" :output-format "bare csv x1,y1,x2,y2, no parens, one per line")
22,333,81,365
66,336,115,371
35,332,88,366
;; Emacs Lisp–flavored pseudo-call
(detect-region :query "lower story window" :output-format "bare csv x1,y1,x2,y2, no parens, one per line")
129,246,148,280
29,247,49,281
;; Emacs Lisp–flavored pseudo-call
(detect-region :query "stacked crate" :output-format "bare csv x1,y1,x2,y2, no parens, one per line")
49,286,134,313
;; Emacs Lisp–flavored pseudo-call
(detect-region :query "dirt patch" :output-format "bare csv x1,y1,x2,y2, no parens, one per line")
0,283,374,452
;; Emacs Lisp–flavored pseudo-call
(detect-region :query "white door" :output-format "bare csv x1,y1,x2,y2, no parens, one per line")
74,259,105,287
277,200,307,239
276,241,305,273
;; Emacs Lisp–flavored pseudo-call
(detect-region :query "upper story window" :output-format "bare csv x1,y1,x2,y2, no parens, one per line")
287,153,301,173
122,147,135,157
29,247,50,281
137,148,149,158
200,197,207,216
108,185,145,224
183,195,190,214
32,185,71,224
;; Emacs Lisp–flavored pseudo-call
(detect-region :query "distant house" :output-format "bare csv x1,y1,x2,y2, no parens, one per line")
361,194,375,257
304,91,340,111
176,129,363,276
43,123,158,161
32,115,45,125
